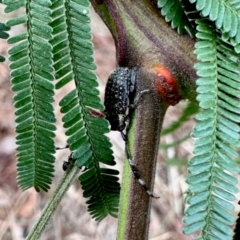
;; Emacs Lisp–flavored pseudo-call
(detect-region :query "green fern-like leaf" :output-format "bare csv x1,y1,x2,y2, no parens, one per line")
52,0,120,220
157,0,198,37
190,0,240,43
0,22,10,61
183,19,240,239
6,0,56,192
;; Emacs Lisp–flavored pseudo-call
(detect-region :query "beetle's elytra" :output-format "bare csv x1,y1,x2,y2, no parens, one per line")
104,67,138,134
104,67,159,198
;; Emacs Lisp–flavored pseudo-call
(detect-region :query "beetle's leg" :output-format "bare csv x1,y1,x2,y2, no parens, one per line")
124,108,159,199
56,144,69,150
121,131,127,141
125,144,160,199
129,89,150,110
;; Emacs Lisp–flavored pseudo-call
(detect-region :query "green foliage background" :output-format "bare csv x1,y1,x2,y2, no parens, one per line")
2,0,119,221
158,0,240,239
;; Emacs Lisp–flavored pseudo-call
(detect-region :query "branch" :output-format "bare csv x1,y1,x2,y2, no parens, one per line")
91,0,198,238
26,164,80,240
91,0,197,101
117,68,168,239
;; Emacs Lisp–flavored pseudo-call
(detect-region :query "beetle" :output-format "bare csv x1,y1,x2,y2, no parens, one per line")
104,67,159,198
104,67,137,140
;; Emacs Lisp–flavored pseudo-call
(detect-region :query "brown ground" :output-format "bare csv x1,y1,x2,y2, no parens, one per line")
0,5,198,240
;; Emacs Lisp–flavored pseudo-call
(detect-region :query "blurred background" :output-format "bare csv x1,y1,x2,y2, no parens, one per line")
0,5,198,240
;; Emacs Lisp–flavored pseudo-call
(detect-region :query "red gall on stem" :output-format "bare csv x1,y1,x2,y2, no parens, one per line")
153,65,181,106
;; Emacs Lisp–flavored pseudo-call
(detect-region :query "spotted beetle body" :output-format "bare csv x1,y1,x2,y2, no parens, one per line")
104,67,137,134
104,67,159,198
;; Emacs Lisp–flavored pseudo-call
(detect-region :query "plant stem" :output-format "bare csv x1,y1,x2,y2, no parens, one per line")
26,164,80,240
90,0,198,238
91,0,197,102
117,68,168,239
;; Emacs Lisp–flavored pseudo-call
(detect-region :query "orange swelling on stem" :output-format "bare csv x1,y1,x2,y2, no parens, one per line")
153,65,181,106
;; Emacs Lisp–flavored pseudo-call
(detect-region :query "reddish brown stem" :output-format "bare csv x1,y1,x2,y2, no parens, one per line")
91,0,197,101
91,0,198,239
